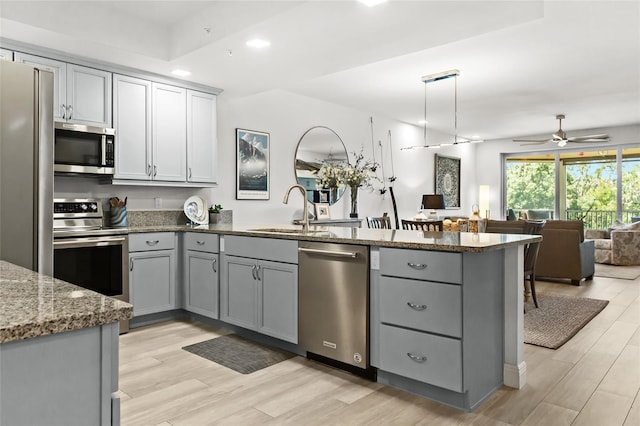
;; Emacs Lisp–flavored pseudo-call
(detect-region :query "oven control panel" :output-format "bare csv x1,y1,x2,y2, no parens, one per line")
54,199,103,218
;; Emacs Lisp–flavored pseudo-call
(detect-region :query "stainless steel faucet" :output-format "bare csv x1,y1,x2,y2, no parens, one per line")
283,184,309,231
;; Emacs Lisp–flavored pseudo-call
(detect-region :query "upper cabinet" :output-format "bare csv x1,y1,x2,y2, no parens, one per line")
187,90,217,184
114,76,217,185
14,53,112,127
0,49,12,61
113,74,152,181
153,83,187,182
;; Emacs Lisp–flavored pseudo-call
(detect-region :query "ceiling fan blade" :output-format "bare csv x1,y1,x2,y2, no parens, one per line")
566,139,610,143
513,139,549,143
568,134,609,141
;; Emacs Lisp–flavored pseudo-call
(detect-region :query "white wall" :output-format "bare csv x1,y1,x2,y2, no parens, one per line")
56,89,481,226
476,123,640,219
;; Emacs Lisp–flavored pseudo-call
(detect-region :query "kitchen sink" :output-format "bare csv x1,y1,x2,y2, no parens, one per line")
249,227,331,236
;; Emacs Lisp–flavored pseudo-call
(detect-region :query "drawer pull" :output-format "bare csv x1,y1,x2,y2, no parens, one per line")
407,262,427,270
212,258,217,273
196,240,205,245
146,240,160,246
407,302,427,311
407,353,427,363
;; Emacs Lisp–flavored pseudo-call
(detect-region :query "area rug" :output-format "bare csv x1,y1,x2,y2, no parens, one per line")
594,263,640,280
182,334,295,374
524,295,609,349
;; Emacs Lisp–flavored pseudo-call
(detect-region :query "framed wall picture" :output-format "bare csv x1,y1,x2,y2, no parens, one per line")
315,203,331,220
236,128,270,200
434,154,461,209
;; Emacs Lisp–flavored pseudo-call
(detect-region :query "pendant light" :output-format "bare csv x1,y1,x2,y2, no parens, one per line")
402,69,472,150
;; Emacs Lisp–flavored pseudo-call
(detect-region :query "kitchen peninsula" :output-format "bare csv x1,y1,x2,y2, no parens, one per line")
0,261,132,426
126,222,539,411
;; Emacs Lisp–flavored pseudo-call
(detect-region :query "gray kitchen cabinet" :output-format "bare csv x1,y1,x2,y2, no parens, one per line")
129,233,177,317
0,48,12,61
371,246,505,411
187,90,217,184
221,235,298,343
113,74,152,180
13,52,111,127
184,233,219,319
152,83,187,182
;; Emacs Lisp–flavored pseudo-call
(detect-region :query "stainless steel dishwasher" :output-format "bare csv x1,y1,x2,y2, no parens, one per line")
298,241,370,369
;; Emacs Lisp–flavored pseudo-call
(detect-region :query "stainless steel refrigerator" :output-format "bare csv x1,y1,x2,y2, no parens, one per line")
0,60,54,275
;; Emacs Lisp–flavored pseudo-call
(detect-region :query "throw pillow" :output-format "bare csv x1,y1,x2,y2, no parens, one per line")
610,220,640,232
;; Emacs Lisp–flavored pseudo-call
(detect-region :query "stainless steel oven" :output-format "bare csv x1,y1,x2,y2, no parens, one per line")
53,199,129,332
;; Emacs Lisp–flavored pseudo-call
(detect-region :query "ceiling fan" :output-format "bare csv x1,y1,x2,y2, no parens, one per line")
513,115,609,147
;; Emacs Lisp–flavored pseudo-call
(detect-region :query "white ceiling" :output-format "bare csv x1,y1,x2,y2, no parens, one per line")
1,0,638,141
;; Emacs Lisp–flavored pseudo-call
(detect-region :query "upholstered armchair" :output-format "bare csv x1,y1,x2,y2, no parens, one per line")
586,221,640,266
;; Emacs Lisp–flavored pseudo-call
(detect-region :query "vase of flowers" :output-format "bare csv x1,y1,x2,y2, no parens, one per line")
315,149,379,218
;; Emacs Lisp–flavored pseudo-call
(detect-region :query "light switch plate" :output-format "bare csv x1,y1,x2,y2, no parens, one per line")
370,247,380,270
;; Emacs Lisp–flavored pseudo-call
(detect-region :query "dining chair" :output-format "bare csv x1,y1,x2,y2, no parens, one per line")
401,219,443,232
523,220,546,308
367,214,391,229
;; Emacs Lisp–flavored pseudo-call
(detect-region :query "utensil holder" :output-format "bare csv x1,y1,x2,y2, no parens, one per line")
110,206,127,227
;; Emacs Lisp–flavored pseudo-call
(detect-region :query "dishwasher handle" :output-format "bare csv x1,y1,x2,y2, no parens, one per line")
298,247,359,259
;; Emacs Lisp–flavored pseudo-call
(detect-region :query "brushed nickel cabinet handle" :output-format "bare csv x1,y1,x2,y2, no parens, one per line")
251,265,257,280
153,165,157,177
407,302,427,311
407,262,427,270
407,353,427,363
197,240,205,245
129,258,134,271
67,105,72,119
61,104,66,119
189,168,192,179
255,265,261,281
147,164,151,176
212,258,217,273
145,240,159,246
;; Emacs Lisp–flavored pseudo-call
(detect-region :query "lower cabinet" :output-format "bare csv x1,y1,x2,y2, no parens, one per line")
184,233,219,319
221,254,298,344
129,233,177,317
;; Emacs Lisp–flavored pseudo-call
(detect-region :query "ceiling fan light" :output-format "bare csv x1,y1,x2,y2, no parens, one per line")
558,140,567,147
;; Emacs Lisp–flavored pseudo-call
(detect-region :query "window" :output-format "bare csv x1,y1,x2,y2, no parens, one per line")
504,146,640,228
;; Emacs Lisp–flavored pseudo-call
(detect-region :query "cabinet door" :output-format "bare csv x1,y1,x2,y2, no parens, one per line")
13,52,66,120
185,251,219,319
152,83,186,181
220,255,257,330
129,249,176,316
0,48,12,61
113,75,152,180
186,90,217,183
66,64,112,127
257,260,298,343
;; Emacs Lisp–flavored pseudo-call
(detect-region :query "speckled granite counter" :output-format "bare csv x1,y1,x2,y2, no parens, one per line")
127,223,541,253
0,261,132,343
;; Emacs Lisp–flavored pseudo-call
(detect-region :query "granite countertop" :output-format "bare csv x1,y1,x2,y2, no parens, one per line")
0,261,132,344
128,223,541,253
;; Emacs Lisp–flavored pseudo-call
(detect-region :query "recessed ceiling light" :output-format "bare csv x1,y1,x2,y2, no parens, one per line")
358,0,388,7
171,69,191,77
246,39,271,48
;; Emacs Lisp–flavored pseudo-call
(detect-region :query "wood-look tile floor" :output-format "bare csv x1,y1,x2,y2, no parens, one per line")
119,273,639,425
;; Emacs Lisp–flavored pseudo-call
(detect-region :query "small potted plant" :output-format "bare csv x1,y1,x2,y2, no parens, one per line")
208,204,223,224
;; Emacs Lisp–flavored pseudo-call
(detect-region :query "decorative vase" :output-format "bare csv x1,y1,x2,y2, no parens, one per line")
349,185,359,218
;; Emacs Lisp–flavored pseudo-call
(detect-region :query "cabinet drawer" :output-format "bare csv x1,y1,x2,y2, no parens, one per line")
380,248,462,284
129,232,175,252
380,276,461,338
224,235,297,264
185,232,219,253
379,324,462,392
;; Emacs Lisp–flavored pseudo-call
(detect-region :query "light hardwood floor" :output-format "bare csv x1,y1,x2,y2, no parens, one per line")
119,272,640,425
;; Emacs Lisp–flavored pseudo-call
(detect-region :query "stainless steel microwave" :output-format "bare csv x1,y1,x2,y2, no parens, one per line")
54,122,115,175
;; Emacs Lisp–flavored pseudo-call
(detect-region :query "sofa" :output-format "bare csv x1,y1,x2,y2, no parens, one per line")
585,220,640,266
485,219,595,286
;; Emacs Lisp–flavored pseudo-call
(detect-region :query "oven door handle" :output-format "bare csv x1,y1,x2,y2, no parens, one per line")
54,236,127,249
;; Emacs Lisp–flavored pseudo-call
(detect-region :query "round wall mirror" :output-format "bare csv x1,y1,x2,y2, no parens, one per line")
294,126,348,205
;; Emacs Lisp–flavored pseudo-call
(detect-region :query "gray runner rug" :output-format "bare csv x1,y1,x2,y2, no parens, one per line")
524,295,608,349
182,334,295,374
